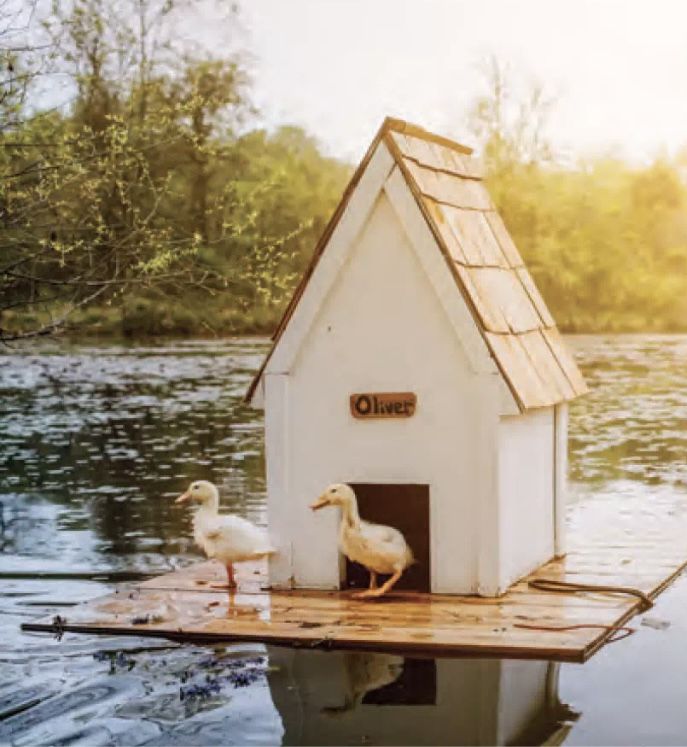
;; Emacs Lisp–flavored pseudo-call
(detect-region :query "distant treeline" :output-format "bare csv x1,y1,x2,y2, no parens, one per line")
2,9,685,340
491,157,687,333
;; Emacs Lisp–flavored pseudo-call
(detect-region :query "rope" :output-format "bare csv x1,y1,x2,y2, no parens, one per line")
514,622,635,643
527,577,654,612
513,577,656,646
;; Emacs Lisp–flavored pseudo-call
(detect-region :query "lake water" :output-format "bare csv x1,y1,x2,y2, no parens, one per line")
2,335,687,745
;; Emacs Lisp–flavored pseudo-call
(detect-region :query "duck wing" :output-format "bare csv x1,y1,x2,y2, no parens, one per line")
205,515,275,556
360,521,405,548
355,520,413,570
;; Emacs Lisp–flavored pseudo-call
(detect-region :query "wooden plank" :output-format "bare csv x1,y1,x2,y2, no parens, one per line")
23,585,607,659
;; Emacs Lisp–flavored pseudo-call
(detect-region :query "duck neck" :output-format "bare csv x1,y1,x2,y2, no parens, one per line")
340,497,361,531
197,491,219,516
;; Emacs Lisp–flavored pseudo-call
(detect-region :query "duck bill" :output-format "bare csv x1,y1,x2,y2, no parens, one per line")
175,491,191,505
310,496,329,511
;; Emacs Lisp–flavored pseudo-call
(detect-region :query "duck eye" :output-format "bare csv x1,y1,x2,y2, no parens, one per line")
192,485,198,490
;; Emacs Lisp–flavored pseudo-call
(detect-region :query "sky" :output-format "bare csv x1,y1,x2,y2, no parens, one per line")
230,0,687,164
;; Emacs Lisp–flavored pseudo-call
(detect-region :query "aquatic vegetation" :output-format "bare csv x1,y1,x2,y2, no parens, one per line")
224,669,263,688
179,678,222,701
177,656,268,700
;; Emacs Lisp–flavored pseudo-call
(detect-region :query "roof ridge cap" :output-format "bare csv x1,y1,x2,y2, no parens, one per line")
382,117,474,156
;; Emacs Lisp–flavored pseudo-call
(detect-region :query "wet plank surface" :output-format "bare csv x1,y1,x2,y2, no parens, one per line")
22,492,687,662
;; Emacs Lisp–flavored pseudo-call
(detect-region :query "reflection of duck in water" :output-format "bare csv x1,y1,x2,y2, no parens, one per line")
310,484,413,598
323,653,404,715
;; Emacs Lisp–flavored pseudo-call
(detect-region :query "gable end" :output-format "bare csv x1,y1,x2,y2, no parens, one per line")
246,118,588,412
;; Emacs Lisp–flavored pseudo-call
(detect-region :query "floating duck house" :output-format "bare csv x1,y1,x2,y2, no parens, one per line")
246,118,588,596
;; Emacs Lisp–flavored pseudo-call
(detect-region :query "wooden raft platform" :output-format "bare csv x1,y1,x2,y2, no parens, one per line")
22,492,687,662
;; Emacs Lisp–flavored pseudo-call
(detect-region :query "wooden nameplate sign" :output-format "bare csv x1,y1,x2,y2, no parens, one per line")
350,392,416,419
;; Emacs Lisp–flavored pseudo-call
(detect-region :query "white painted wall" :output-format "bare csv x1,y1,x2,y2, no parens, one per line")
497,406,555,590
554,402,569,557
267,190,501,593
264,373,292,587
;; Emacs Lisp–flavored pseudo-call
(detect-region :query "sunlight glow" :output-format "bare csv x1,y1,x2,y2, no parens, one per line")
237,0,687,162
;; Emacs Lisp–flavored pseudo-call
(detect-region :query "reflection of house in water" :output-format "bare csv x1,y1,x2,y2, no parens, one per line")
268,649,578,746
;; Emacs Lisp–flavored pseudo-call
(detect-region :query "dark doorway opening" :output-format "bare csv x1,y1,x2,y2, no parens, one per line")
345,483,430,593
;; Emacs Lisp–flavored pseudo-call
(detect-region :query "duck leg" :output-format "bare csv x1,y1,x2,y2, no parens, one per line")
211,563,237,591
226,563,236,589
352,570,378,598
355,568,403,600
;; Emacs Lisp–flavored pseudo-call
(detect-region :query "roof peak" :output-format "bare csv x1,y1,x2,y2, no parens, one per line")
245,117,587,409
381,117,474,157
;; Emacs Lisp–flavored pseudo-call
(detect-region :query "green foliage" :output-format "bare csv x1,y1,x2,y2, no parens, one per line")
0,0,349,339
483,157,687,333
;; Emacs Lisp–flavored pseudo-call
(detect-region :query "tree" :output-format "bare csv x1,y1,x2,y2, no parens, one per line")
0,0,263,341
0,0,352,340
466,55,556,174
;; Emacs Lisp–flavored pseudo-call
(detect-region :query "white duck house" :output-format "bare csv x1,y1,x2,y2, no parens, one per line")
246,118,587,596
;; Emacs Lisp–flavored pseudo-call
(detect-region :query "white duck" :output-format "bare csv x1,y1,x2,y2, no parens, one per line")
176,480,274,590
310,483,413,599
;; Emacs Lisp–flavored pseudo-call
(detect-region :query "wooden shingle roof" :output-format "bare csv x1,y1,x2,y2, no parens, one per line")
246,117,587,410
